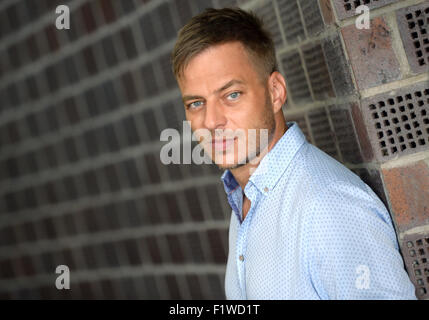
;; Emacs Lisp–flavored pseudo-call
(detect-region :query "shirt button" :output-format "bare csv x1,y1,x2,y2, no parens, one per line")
264,187,269,193
239,255,244,261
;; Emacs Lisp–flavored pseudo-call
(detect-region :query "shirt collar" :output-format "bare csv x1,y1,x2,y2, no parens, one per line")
220,121,306,196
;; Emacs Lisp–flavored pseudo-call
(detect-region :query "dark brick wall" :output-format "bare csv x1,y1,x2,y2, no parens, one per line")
0,0,428,300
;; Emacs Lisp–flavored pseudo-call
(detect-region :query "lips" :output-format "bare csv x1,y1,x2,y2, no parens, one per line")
212,137,236,151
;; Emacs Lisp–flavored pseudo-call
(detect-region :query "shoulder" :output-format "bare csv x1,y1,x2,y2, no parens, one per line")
296,143,395,241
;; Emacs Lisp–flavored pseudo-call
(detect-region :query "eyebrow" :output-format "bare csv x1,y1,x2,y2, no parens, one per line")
182,79,245,103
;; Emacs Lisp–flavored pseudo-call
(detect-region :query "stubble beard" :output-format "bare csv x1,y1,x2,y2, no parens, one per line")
215,97,276,171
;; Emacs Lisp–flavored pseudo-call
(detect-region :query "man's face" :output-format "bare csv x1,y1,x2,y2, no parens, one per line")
178,41,275,169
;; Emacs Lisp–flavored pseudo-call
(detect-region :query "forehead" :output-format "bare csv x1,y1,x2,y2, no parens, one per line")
178,42,260,92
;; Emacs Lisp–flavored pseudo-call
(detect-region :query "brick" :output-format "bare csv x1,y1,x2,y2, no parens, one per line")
82,45,98,76
204,184,226,220
382,159,429,233
62,175,78,201
81,2,97,34
319,0,335,25
140,63,159,97
258,0,283,47
102,80,119,110
122,239,142,266
102,123,120,152
0,259,15,279
302,42,335,100
23,187,38,209
101,36,119,67
322,32,356,97
329,104,363,164
139,14,159,51
102,241,121,267
400,232,429,300
120,26,138,60
141,275,161,299
119,277,139,299
301,0,325,36
82,244,99,269
280,50,312,104
99,279,117,299
163,192,183,223
308,107,340,160
165,274,182,299
44,25,59,52
277,0,305,44
341,16,401,90
396,3,429,74
25,75,40,100
186,274,204,299
65,11,79,42
144,153,161,184
184,188,204,221
21,222,37,242
45,64,59,93
7,44,21,70
120,115,140,147
102,163,121,192
173,0,194,28
6,83,20,108
166,234,185,263
186,231,206,263
207,273,225,299
83,170,100,196
41,217,57,240
79,281,96,299
333,0,399,20
122,158,142,189
102,203,122,230
82,208,100,233
62,213,78,236
207,229,227,264
6,4,20,29
155,2,177,42
162,101,181,131
145,195,163,225
361,81,429,161
119,0,137,14
83,129,100,157
99,0,116,24
145,236,163,264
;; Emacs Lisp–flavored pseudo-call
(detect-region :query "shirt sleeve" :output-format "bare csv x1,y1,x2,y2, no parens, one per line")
308,180,417,300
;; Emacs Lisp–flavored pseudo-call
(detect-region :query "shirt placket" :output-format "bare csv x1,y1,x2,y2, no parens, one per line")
235,185,258,299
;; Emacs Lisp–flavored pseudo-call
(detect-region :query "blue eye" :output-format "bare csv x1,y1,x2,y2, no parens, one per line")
227,92,241,100
188,101,203,109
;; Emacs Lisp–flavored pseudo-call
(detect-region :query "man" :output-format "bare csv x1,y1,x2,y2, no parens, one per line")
171,7,416,299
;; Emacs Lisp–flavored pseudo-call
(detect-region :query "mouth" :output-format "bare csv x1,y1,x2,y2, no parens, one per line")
211,137,237,151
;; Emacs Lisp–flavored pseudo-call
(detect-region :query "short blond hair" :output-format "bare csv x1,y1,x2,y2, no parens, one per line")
171,7,278,81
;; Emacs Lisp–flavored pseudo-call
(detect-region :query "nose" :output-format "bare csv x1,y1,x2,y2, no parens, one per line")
203,100,226,131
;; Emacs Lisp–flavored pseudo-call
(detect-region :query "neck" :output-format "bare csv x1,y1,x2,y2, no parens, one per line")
231,117,287,190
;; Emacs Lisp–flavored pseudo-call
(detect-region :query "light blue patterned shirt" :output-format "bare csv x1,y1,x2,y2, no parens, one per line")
221,122,416,300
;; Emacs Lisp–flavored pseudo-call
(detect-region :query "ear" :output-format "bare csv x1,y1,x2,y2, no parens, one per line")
268,71,287,114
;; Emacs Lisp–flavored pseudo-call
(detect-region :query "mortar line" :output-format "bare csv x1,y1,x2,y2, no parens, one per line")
0,174,221,227
0,37,177,128
0,263,227,292
0,220,229,259
0,87,181,162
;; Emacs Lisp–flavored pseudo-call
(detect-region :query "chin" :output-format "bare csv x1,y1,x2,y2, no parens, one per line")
213,155,248,170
